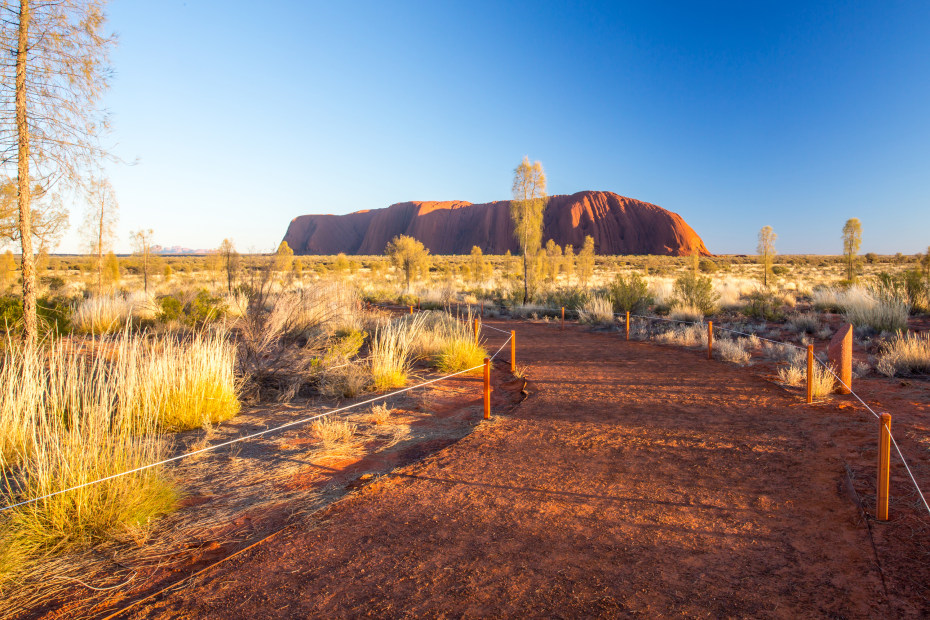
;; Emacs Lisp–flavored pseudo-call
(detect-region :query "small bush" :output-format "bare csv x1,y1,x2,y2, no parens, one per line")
184,289,226,326
369,403,392,425
787,313,820,334
715,338,751,364
741,291,784,321
158,295,183,322
311,417,357,449
811,362,836,398
607,272,653,314
669,305,703,324
876,332,930,377
698,259,717,273
777,365,805,386
370,314,425,389
577,296,614,325
672,272,718,315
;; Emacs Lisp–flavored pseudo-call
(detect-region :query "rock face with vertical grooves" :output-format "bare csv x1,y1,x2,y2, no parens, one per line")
282,190,710,256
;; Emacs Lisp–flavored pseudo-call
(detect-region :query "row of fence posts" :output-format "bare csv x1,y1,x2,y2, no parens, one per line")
555,304,894,523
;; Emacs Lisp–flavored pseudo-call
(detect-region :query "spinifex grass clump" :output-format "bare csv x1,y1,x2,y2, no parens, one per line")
876,331,930,377
0,341,177,583
370,313,426,389
413,309,488,374
122,330,240,431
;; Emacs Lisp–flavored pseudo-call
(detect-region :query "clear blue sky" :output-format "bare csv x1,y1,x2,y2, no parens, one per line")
60,0,930,255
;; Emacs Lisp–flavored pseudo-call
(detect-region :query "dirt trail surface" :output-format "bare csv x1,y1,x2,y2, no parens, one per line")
126,320,930,619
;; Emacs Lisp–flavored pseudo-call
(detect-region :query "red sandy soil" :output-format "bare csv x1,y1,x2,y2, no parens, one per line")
92,318,930,619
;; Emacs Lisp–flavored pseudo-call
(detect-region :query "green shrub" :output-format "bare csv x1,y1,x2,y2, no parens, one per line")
698,259,717,273
184,290,226,326
771,265,790,276
672,272,718,315
607,272,653,314
741,291,785,321
158,295,183,322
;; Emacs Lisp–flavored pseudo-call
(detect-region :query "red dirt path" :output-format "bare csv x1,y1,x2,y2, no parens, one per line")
127,319,930,618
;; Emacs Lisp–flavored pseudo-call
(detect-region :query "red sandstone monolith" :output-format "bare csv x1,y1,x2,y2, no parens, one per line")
828,324,853,395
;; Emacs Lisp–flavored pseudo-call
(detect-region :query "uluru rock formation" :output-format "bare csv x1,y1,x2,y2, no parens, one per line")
282,190,710,256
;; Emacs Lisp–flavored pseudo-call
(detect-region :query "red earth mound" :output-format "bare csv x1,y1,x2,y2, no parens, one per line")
282,190,711,256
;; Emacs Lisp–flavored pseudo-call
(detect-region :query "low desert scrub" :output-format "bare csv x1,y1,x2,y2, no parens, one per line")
786,312,820,334
777,364,805,387
0,342,177,583
72,295,136,333
370,313,426,389
577,295,614,325
414,310,488,374
876,332,930,377
369,403,392,425
655,324,707,348
311,417,357,449
320,361,369,398
669,305,703,324
714,338,751,364
810,362,837,397
814,285,909,332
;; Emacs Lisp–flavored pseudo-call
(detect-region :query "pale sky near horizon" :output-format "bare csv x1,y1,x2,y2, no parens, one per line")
50,1,930,255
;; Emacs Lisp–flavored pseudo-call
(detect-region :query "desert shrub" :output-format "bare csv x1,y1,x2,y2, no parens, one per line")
369,403,392,425
669,305,703,324
843,293,908,333
771,265,790,276
655,324,707,347
741,290,784,321
714,338,750,364
320,362,369,398
672,272,718,315
311,417,357,449
537,287,589,312
787,313,820,334
184,289,226,326
577,296,614,325
810,362,836,398
158,295,183,322
698,259,717,273
607,272,653,314
0,340,177,583
777,364,805,386
876,332,930,377
73,295,134,334
875,270,928,312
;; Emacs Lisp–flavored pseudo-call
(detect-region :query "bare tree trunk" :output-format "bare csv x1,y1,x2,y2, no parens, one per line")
16,0,36,346
96,206,103,293
522,250,528,304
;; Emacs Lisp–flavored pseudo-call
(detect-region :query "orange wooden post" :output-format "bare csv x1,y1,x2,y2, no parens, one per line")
409,305,413,315
474,317,480,344
806,344,814,404
510,330,516,369
417,299,421,311
561,307,565,330
707,321,713,360
625,311,630,340
877,413,892,521
483,357,491,419
481,301,484,317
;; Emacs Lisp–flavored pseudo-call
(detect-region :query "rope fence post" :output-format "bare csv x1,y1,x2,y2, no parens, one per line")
483,357,491,419
625,311,630,341
409,305,413,315
510,330,516,369
707,321,713,360
806,344,814,404
417,299,421,312
878,413,892,521
561,307,565,330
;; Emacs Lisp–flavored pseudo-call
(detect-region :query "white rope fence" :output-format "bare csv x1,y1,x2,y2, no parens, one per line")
0,313,514,515
620,310,930,519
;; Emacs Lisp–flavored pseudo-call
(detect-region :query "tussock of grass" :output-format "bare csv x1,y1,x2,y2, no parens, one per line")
311,417,357,449
370,314,426,389
777,364,805,387
669,305,704,324
811,362,836,397
655,324,707,348
715,338,751,365
0,341,178,584
876,332,930,377
577,296,614,325
369,403,392,425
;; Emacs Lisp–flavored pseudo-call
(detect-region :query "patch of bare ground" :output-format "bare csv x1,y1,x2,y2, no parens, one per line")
11,348,521,620
112,317,930,619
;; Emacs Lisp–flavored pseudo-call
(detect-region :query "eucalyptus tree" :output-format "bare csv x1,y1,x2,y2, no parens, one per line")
0,0,116,343
510,157,547,303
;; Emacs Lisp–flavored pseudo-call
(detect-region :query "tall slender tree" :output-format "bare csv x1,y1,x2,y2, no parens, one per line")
842,218,862,282
131,228,154,293
510,157,547,303
757,225,777,288
1,0,116,344
81,177,118,293
578,235,595,288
